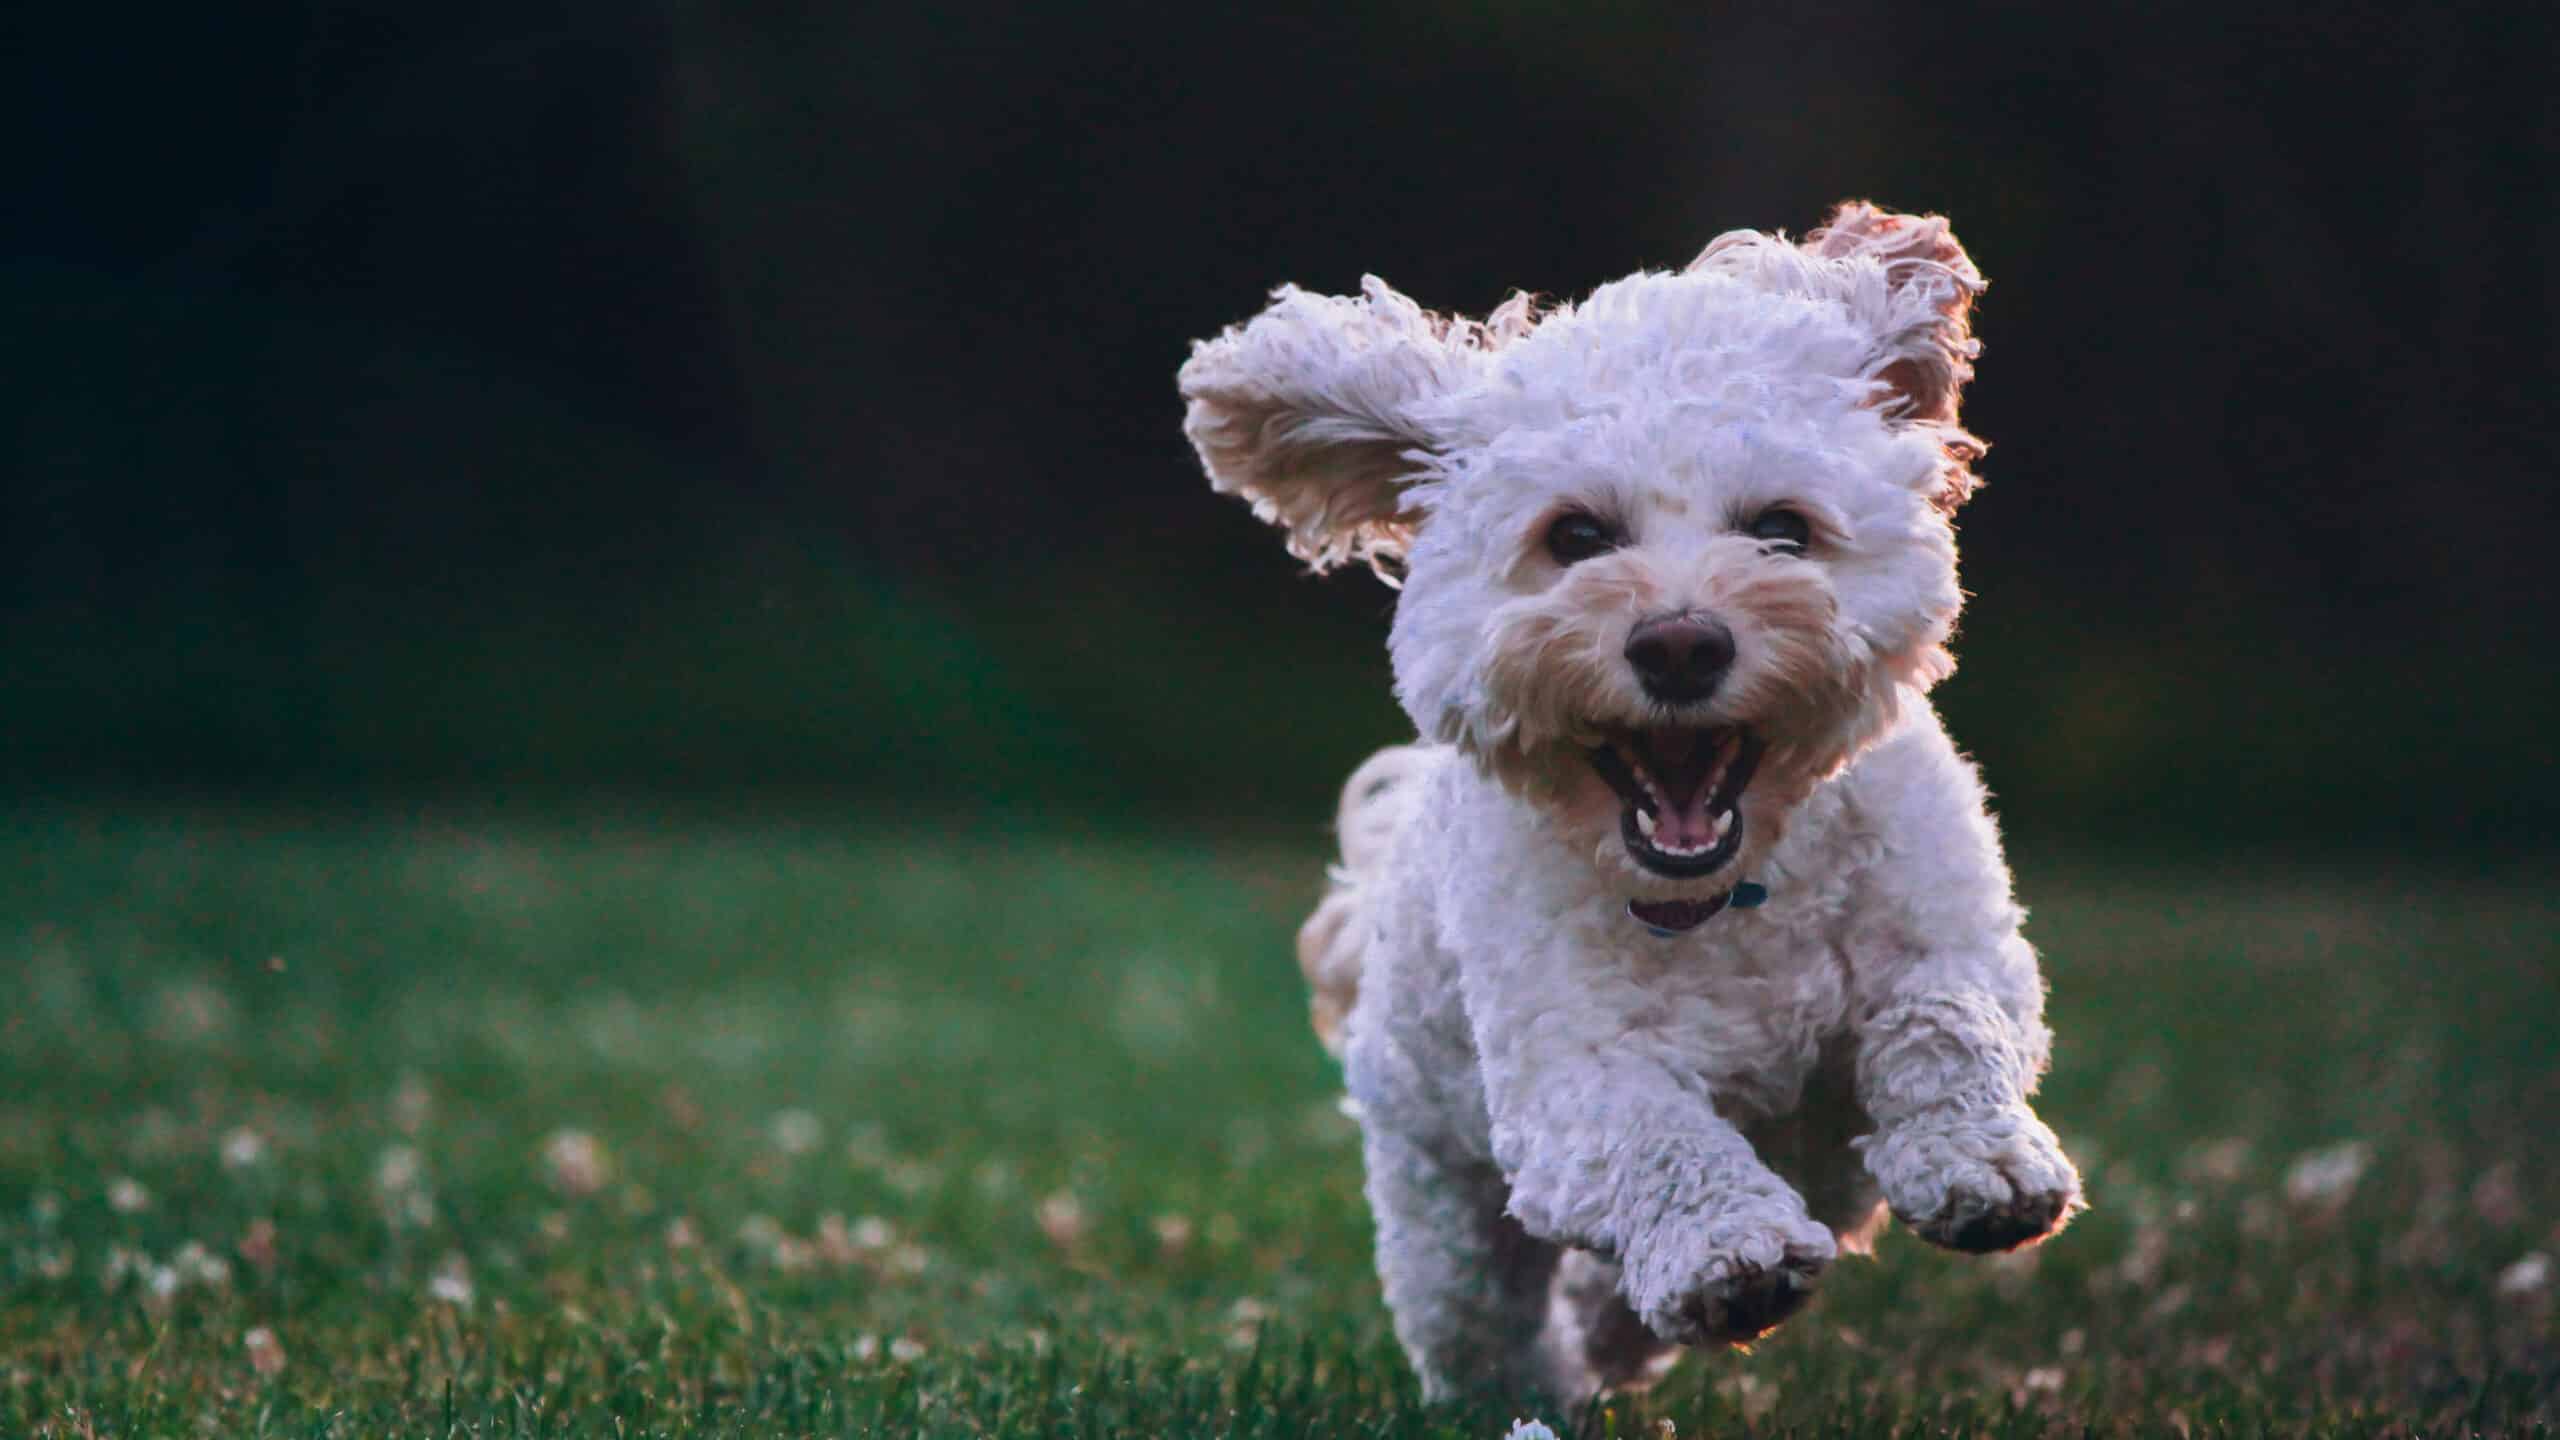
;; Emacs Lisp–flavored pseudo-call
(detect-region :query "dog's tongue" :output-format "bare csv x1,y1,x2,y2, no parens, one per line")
1653,795,1720,852
1643,730,1725,850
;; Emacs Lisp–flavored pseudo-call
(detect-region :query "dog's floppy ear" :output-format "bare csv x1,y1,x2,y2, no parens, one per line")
1800,202,1984,430
1692,201,1988,511
1180,277,1475,574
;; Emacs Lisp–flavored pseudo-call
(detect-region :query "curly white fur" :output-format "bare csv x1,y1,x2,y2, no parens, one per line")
1181,203,2082,1404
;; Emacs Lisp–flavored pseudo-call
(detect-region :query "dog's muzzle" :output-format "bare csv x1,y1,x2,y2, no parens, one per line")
1586,726,1764,880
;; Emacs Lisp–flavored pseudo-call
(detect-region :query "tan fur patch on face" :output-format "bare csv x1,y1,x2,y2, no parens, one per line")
1473,559,1664,792
1465,535,1933,879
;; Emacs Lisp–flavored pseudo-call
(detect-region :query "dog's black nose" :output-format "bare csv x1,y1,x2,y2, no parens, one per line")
1625,614,1735,703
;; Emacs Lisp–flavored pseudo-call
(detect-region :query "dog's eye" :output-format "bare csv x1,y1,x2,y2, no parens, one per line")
1746,507,1812,555
1544,513,1619,566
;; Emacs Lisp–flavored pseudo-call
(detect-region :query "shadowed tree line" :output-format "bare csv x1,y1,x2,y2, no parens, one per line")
9,0,2555,852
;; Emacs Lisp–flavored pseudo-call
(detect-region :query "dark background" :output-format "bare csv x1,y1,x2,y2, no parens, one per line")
11,1,2555,855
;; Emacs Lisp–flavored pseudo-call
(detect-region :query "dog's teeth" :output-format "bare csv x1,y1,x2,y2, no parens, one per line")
1635,809,1656,838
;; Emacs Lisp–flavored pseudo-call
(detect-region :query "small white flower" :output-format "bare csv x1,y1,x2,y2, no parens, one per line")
141,1263,182,1312
2180,1137,2251,1184
768,1109,823,1156
887,1336,925,1362
375,1146,435,1228
815,1213,859,1265
428,1254,475,1308
2497,1251,2552,1298
173,1241,231,1289
243,1326,288,1377
152,980,237,1043
1035,1191,1085,1249
1224,1296,1270,1351
1503,1422,1560,1440
107,1177,153,1214
375,1146,425,1194
541,1129,612,1197
220,1127,268,1170
2283,1141,2371,1210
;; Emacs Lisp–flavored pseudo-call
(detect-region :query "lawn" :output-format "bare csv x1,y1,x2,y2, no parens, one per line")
0,809,2552,1437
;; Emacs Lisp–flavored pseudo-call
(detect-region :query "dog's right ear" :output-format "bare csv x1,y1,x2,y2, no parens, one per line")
1180,277,1474,575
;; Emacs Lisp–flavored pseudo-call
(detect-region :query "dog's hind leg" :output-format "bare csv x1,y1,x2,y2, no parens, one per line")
1363,1125,1559,1403
1542,1250,1680,1400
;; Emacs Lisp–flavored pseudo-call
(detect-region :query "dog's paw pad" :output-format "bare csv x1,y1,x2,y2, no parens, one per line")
1679,1255,1823,1345
1915,1171,2076,1253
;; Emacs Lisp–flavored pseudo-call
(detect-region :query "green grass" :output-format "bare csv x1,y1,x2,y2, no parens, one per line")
0,809,2553,1437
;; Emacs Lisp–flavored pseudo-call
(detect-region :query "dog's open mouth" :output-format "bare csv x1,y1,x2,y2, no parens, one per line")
1586,727,1764,879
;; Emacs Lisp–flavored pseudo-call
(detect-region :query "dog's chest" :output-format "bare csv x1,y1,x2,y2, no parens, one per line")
1622,919,1853,1121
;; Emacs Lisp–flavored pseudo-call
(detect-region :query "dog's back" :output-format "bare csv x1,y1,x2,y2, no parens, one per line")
1294,743,1436,1055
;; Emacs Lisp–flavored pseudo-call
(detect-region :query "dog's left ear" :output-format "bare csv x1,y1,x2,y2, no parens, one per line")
1808,202,1987,512
1180,276,1475,574
1800,202,1983,425
1693,201,1988,512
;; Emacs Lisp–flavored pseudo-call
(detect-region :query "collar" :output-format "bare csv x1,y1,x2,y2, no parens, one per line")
1628,881,1768,937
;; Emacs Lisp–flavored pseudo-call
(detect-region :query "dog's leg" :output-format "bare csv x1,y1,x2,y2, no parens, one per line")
1542,1250,1680,1400
1482,1058,1839,1349
1838,718,2083,1252
1466,933,1839,1350
1362,1126,1559,1403
1853,979,2083,1252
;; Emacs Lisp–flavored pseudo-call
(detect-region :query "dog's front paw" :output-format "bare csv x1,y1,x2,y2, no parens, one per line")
1630,1210,1836,1348
1863,1107,2083,1253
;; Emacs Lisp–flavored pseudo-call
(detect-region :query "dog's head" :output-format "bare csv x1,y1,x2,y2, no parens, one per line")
1181,203,1987,903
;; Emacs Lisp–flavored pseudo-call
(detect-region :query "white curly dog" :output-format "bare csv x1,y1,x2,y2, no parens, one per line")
1179,203,2084,1403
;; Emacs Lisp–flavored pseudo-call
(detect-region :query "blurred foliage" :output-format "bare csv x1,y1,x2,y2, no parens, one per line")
3,548,2546,857
9,0,2555,852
